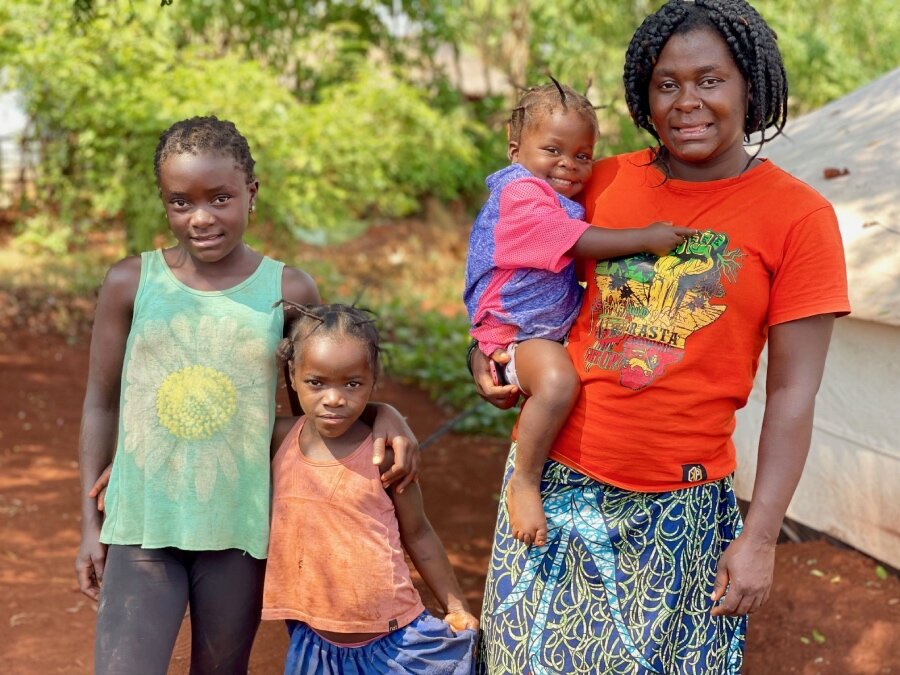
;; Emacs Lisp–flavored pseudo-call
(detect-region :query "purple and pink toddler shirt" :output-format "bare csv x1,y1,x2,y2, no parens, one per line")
464,163,590,355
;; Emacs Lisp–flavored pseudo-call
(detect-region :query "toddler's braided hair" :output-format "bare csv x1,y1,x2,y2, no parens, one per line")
508,77,598,145
274,301,381,379
154,116,256,185
624,0,787,146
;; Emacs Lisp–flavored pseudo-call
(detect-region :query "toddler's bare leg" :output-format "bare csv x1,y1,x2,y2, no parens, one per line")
506,339,579,546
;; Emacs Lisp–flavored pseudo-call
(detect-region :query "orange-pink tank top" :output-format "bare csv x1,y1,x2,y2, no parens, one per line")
261,417,424,633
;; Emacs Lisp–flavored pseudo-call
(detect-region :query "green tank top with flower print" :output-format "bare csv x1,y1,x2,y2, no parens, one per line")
100,249,284,558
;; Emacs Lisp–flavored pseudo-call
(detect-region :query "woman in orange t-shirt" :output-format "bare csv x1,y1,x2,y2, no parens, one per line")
471,2,849,673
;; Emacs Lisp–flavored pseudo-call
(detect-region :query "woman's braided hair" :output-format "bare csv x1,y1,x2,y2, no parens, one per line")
508,77,598,145
274,301,381,379
624,0,787,148
154,116,256,185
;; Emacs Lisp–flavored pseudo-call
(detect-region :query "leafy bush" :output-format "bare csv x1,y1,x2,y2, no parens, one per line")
377,299,518,437
270,66,487,243
0,1,489,252
12,213,76,256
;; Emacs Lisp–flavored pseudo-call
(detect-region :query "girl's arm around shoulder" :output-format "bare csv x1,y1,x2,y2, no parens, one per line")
391,484,479,632
281,265,321,308
364,404,420,493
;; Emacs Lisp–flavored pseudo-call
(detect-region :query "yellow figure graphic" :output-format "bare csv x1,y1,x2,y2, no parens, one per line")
585,230,741,389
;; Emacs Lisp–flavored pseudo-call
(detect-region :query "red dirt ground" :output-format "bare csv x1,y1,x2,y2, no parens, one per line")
1,303,898,674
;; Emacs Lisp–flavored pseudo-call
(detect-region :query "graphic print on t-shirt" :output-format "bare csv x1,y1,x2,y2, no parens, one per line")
584,230,742,390
122,313,271,502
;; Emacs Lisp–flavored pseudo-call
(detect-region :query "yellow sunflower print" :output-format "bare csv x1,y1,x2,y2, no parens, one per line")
122,313,270,503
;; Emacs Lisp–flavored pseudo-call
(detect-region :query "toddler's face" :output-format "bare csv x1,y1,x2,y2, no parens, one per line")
508,110,595,199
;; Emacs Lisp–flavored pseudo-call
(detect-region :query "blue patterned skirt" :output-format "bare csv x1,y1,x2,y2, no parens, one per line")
284,611,477,675
478,444,746,674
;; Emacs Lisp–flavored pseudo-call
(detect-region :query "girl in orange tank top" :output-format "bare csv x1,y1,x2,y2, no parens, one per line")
261,303,478,675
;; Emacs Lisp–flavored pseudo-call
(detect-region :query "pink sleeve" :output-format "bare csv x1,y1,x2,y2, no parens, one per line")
493,178,590,272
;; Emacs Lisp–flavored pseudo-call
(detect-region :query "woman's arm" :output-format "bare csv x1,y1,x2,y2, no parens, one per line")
75,257,141,600
392,484,479,631
470,347,521,409
711,313,835,616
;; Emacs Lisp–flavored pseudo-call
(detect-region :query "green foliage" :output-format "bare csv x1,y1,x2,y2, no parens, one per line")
1,1,488,252
442,0,900,153
270,66,486,243
758,0,900,111
12,213,77,255
161,1,451,101
5,0,898,254
4,0,899,432
377,300,518,436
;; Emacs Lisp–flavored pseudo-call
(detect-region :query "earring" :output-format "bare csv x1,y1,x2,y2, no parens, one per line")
249,204,255,214
698,101,704,110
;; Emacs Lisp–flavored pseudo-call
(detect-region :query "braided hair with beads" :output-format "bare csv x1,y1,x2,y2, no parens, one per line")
623,0,787,162
154,116,257,186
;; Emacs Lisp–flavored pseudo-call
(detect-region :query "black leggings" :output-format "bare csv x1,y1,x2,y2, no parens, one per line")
95,545,266,675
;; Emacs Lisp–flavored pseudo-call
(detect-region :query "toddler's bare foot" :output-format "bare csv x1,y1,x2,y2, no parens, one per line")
506,474,548,546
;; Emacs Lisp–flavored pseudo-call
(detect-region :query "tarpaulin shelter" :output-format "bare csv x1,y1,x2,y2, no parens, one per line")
733,68,900,567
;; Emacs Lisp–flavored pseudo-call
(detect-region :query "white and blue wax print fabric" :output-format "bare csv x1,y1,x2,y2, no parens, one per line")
478,444,746,674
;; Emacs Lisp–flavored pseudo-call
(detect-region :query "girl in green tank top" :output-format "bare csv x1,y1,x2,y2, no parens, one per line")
75,117,419,674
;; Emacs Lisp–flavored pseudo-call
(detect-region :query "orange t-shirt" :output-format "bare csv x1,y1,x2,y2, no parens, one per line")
547,149,850,492
261,417,424,633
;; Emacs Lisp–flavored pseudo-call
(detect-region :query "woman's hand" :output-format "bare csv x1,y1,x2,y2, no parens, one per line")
370,403,420,493
444,607,480,632
471,348,520,409
710,531,776,616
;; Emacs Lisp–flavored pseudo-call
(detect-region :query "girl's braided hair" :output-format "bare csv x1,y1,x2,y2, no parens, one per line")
274,301,381,378
154,116,256,185
624,0,787,149
508,77,598,145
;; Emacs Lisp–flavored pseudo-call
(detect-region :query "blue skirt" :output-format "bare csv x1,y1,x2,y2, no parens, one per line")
478,444,746,674
284,611,477,675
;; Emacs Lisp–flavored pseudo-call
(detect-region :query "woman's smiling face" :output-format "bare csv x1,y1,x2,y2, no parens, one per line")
649,27,751,181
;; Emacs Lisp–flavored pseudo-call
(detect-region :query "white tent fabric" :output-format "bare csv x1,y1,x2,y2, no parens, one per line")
734,68,900,567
